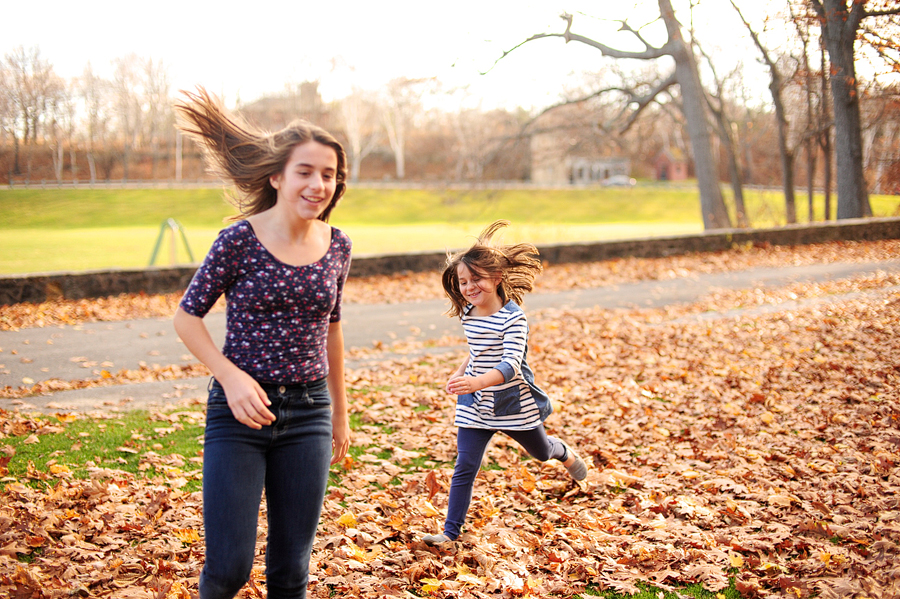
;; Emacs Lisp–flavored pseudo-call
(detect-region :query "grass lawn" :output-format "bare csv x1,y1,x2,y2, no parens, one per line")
0,184,896,274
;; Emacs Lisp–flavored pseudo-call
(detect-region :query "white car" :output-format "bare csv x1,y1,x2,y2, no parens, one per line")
602,175,637,187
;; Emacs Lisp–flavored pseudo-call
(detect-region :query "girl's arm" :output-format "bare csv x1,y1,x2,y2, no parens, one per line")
447,311,527,395
445,355,469,394
173,307,275,429
447,369,504,395
446,354,505,395
326,321,351,464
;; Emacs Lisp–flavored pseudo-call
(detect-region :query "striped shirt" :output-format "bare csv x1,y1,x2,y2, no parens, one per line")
454,301,552,430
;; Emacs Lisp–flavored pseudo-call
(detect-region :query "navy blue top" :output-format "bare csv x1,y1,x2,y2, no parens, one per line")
179,220,352,384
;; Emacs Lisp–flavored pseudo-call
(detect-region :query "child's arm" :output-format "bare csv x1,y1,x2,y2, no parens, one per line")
447,369,504,395
174,307,275,429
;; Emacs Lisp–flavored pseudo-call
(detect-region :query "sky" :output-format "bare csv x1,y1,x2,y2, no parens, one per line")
4,0,776,111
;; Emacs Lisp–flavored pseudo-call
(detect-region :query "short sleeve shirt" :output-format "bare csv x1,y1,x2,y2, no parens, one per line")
179,220,352,384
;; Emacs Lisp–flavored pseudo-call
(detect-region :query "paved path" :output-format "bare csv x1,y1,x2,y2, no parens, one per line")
2,258,899,414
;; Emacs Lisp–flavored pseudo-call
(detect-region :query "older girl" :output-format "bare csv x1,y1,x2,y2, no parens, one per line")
173,88,351,598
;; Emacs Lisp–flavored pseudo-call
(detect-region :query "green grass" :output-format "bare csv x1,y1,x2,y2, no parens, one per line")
0,185,897,274
5,409,207,492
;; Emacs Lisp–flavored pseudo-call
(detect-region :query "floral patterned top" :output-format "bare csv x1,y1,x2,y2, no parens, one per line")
179,220,352,384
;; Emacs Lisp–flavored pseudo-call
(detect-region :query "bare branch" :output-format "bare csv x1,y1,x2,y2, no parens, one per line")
484,12,672,75
615,71,678,132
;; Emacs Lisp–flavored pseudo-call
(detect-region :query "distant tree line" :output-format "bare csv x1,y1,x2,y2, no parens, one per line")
1,0,897,230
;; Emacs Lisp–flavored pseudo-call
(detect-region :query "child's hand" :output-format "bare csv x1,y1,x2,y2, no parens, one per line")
447,375,474,395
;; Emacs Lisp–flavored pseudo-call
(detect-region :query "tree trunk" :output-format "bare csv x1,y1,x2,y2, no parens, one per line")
659,0,731,229
816,0,872,219
710,107,749,227
819,40,833,221
770,78,797,224
805,140,817,221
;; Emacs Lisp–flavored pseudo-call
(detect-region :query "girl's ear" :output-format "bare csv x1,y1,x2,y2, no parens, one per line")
270,173,282,190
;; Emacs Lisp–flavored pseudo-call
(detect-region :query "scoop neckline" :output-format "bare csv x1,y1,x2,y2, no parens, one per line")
241,220,334,269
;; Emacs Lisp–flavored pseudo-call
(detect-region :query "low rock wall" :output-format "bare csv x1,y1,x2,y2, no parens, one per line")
3,217,899,305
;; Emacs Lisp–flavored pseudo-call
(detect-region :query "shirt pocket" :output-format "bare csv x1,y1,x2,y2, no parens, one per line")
492,385,522,417
457,393,476,407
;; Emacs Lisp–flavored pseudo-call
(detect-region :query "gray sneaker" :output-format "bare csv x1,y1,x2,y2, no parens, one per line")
563,444,588,481
423,533,452,546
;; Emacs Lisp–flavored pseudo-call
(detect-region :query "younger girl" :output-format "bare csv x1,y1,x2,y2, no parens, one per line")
423,220,587,546
173,88,351,598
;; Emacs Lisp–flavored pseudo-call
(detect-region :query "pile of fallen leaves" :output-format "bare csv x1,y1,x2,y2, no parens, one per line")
1,239,899,598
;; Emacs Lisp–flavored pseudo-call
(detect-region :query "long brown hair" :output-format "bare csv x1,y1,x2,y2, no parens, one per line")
441,220,543,318
174,87,348,222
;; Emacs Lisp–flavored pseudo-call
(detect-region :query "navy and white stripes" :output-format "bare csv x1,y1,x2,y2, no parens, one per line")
453,301,550,430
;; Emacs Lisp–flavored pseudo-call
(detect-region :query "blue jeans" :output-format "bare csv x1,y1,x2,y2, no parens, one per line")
199,378,333,599
443,425,566,539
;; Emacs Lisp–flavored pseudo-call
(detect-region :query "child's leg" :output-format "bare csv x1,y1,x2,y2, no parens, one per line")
443,427,495,539
505,424,567,462
507,425,588,480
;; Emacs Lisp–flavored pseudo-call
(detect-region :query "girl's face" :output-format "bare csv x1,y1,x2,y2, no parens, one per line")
269,141,338,221
456,263,502,313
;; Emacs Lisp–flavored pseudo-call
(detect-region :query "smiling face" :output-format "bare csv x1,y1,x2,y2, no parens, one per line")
456,262,502,315
269,141,338,221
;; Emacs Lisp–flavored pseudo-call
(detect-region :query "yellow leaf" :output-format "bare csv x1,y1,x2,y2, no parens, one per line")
173,528,201,544
49,464,71,475
682,470,700,479
337,512,357,528
819,551,832,564
420,500,442,518
760,411,775,424
730,553,744,568
421,578,444,593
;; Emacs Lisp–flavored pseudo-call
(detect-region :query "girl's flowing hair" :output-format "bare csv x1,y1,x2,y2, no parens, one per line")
174,87,348,222
441,220,543,318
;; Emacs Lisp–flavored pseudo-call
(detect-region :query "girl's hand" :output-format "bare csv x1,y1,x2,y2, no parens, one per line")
447,375,475,395
220,370,276,429
331,414,351,465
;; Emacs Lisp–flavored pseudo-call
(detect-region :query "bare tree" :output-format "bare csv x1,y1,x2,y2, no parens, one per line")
381,77,432,180
48,81,76,183
338,88,381,182
0,62,14,180
498,1,732,229
731,1,801,224
808,0,900,219
789,1,829,221
5,46,60,177
78,63,111,184
695,43,751,228
142,58,172,179
111,55,144,180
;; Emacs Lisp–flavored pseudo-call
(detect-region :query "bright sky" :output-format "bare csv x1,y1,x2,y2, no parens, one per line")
5,0,775,111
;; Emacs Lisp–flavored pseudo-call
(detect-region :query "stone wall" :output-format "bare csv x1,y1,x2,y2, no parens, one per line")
2,216,899,306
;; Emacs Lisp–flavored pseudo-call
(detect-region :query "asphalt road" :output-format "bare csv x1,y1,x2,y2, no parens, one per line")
2,258,899,414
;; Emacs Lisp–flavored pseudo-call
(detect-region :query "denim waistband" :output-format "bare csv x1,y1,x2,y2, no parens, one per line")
208,376,330,408
208,377,326,393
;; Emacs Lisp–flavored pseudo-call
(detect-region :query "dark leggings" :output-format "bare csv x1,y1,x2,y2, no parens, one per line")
442,425,567,539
